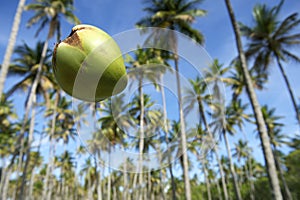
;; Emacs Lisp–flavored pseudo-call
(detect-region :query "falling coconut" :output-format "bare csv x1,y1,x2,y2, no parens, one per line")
52,24,127,102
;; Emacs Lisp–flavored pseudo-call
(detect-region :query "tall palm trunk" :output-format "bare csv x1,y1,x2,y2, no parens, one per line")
97,168,103,200
223,131,242,200
200,157,212,200
160,75,176,200
19,94,36,199
275,55,300,127
1,165,12,200
0,0,27,100
197,98,229,200
174,54,191,200
272,148,293,200
224,1,283,199
122,160,127,200
245,158,255,200
138,76,145,200
28,132,43,200
43,93,60,200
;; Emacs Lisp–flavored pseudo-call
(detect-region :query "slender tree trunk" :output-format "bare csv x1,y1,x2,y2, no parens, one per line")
132,172,138,199
122,160,127,200
19,94,37,199
45,143,56,200
97,170,103,200
245,158,255,200
107,174,111,200
147,170,151,200
224,1,283,199
0,0,27,100
28,130,43,200
174,54,191,200
273,148,293,200
43,92,60,200
1,166,12,200
197,99,229,200
108,146,111,200
215,176,223,200
158,148,165,200
200,159,212,200
138,77,145,200
223,131,242,200
160,75,176,200
275,56,300,127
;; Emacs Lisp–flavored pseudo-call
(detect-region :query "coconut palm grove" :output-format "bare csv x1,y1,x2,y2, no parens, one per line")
0,0,300,199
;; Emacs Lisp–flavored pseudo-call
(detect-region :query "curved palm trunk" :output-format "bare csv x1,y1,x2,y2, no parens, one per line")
224,1,283,199
275,55,300,127
197,99,229,200
223,131,242,200
0,0,27,100
174,55,191,200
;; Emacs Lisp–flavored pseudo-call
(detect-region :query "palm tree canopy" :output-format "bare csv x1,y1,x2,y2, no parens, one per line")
25,0,80,40
239,0,300,74
5,42,54,104
137,0,206,44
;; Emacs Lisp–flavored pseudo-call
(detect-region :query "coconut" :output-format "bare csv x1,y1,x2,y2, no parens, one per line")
52,24,127,102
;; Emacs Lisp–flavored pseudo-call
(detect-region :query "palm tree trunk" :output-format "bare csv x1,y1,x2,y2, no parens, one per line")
28,129,43,200
107,174,111,200
0,0,27,100
122,160,127,200
132,172,138,199
1,166,12,200
273,148,293,200
215,176,223,200
97,169,103,200
19,94,36,199
200,159,212,200
160,75,176,200
197,99,229,200
223,131,242,200
275,55,300,127
224,1,283,199
245,158,255,200
138,77,145,200
43,92,60,200
108,146,111,200
174,54,191,200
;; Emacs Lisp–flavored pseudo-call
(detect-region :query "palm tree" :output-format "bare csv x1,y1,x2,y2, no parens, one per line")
2,41,53,198
224,0,283,199
233,140,255,200
17,1,79,197
126,48,167,199
184,75,229,200
0,0,27,101
0,98,18,200
239,1,300,125
137,1,206,199
211,99,250,200
229,60,267,101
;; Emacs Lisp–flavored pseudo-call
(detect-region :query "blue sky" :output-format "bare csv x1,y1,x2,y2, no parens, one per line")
1,0,300,172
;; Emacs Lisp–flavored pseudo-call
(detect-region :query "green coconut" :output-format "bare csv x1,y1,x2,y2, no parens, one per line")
52,24,127,102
